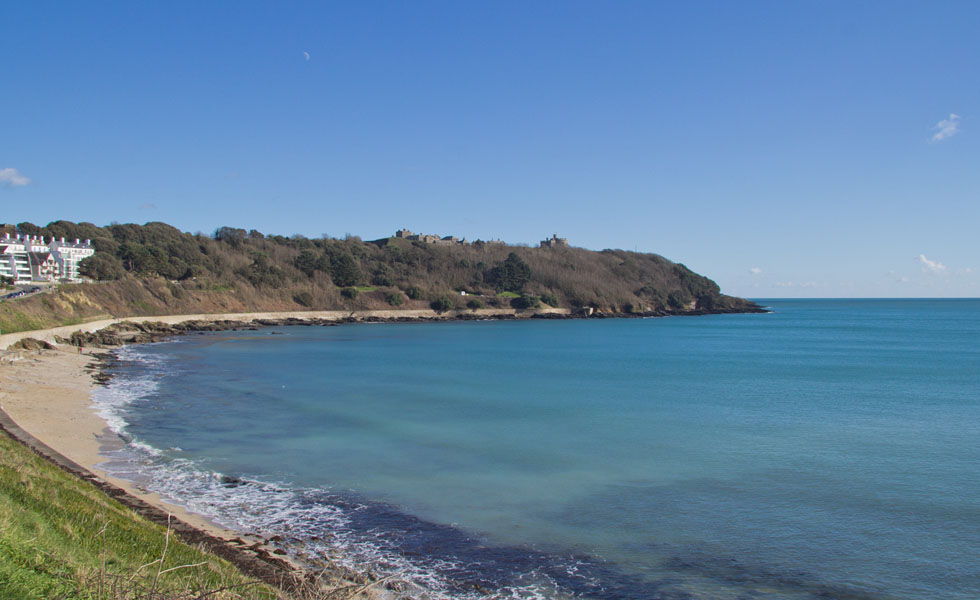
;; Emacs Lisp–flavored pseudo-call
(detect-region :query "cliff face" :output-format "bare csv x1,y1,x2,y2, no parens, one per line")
0,221,762,333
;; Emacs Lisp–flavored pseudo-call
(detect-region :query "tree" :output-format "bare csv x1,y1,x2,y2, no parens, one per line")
239,252,288,287
371,264,392,286
79,254,126,281
16,222,42,236
214,226,248,248
486,252,531,292
294,250,321,277
330,252,361,287
430,296,454,313
405,286,422,300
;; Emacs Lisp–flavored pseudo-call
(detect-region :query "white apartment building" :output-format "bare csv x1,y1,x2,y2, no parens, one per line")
0,233,95,283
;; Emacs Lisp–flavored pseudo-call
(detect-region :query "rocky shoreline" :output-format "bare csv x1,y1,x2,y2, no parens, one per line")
42,302,768,351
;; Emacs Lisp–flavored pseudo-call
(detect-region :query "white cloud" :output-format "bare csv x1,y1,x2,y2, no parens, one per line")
931,113,960,142
749,267,762,275
918,254,947,274
303,51,311,61
138,202,157,210
0,167,31,187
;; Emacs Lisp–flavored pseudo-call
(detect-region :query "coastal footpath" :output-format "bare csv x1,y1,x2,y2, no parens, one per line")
0,306,571,350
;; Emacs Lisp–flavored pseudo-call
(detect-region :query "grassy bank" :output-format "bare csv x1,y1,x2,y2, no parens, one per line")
0,429,276,600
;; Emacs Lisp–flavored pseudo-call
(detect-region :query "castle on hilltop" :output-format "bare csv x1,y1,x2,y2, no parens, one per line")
394,229,467,246
540,234,569,248
393,229,568,248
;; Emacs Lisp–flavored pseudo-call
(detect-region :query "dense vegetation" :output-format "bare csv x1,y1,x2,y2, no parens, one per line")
0,220,757,333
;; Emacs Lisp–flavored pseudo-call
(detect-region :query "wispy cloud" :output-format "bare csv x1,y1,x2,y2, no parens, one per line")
303,50,311,61
138,202,157,211
749,267,762,275
919,254,947,274
0,167,31,187
931,113,961,142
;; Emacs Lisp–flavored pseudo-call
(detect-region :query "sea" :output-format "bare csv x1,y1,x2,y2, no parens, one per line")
91,299,980,600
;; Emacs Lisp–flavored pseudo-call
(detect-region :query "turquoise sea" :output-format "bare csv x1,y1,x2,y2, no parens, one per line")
93,299,980,599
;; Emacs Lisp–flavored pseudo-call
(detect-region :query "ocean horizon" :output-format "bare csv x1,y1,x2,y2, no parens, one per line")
93,299,980,599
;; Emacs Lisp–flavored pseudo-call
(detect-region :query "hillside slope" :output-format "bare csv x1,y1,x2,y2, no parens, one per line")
1,221,761,333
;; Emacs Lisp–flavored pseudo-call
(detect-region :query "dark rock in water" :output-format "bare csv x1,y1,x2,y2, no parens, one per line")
220,475,248,488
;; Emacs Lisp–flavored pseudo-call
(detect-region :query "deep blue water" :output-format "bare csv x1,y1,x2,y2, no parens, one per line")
94,299,980,599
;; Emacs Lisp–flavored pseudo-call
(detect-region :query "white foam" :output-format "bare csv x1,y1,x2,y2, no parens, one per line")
91,340,572,600
90,343,177,436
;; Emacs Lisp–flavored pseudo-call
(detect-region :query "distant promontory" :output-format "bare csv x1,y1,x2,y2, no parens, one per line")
0,221,763,334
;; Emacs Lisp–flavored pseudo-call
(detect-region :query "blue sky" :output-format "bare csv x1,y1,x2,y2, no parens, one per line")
2,2,977,297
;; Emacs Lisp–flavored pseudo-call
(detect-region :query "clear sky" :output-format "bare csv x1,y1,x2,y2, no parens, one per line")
2,2,977,297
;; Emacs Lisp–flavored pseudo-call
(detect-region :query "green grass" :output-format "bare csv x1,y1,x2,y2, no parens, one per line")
0,311,56,335
496,291,520,298
353,286,377,293
0,430,276,600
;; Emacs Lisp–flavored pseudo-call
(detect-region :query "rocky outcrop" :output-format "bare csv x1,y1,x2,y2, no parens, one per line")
9,338,55,351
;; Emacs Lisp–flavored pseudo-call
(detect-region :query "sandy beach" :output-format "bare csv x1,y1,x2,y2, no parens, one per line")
0,346,248,542
0,340,389,597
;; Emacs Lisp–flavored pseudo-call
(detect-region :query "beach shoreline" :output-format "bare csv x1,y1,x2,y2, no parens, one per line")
0,309,586,598
0,343,383,596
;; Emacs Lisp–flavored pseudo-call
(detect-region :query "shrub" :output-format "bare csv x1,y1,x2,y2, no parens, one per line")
511,293,540,309
293,291,313,307
430,296,454,313
405,286,423,300
540,292,559,307
466,298,484,310
341,287,359,300
386,292,404,306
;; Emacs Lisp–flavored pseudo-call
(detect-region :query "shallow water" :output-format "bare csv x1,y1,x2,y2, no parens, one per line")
94,299,980,599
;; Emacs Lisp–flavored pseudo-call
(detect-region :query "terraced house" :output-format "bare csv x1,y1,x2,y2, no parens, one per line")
0,233,94,283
